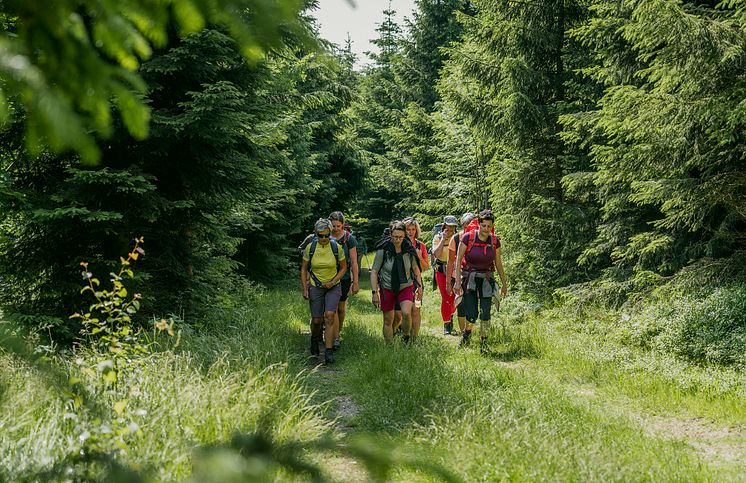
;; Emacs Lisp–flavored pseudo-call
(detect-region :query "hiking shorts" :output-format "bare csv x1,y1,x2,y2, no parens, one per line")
309,283,342,318
339,278,352,302
380,285,414,312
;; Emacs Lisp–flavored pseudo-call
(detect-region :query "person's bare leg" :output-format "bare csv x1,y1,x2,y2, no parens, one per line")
382,311,395,342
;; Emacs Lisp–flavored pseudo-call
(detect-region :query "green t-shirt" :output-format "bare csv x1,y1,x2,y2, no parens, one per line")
304,241,345,287
335,232,358,281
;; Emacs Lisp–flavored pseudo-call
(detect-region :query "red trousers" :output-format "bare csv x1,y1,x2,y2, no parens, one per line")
435,271,455,322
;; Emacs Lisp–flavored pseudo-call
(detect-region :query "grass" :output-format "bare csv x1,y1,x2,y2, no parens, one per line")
1,269,745,481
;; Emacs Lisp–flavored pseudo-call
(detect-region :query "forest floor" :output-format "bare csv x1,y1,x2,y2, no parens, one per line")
1,267,746,481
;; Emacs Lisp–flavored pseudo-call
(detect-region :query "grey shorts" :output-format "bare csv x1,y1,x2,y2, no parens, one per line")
309,283,342,318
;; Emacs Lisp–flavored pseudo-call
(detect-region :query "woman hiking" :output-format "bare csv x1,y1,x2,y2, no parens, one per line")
446,212,476,335
396,216,429,339
370,221,424,344
432,215,459,334
453,209,508,353
329,211,359,351
300,218,347,364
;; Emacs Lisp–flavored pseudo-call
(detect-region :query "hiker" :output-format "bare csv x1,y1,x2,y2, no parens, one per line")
370,221,424,343
329,211,359,351
446,212,476,334
453,209,508,354
432,215,459,334
394,216,428,339
300,218,347,364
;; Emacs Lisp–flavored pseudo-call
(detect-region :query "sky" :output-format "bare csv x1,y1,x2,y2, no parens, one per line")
311,0,417,66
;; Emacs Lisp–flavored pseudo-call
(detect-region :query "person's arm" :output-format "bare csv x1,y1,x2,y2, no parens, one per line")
370,250,382,307
445,236,456,294
432,233,446,258
453,240,467,295
300,259,310,299
324,258,347,289
349,246,359,294
412,256,424,300
494,247,508,297
419,242,430,271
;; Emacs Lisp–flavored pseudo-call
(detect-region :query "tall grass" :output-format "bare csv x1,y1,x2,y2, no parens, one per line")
1,274,745,481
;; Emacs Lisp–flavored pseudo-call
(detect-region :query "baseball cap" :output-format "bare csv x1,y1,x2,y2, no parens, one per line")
443,215,458,226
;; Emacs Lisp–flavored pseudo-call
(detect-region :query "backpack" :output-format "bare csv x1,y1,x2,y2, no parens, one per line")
463,229,499,270
301,235,340,286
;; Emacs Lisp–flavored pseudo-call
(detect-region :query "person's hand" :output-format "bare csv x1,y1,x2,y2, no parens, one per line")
323,281,334,289
454,284,463,296
501,285,508,298
302,287,309,300
446,283,453,296
371,292,380,308
352,282,360,294
416,286,423,300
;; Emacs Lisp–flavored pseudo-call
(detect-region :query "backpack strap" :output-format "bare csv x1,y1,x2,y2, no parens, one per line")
308,238,340,287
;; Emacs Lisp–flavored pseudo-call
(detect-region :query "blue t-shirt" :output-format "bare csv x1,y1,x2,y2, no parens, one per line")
334,232,358,281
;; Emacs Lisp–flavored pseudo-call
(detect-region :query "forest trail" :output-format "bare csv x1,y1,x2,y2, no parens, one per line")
298,268,746,481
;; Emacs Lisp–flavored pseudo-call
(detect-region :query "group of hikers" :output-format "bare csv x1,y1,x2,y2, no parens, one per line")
300,210,508,364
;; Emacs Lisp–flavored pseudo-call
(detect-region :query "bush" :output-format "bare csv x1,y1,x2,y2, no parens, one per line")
657,285,746,367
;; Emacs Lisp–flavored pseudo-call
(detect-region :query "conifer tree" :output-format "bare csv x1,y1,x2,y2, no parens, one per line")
442,0,597,292
568,0,746,285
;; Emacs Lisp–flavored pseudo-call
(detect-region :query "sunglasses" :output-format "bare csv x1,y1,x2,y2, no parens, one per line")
316,233,331,238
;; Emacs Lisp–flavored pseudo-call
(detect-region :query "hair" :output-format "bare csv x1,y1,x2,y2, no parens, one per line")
402,216,421,239
460,212,476,226
314,218,333,234
478,209,495,224
389,220,406,234
328,211,345,223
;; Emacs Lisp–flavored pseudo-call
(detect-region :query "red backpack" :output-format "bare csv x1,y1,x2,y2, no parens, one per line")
463,229,499,270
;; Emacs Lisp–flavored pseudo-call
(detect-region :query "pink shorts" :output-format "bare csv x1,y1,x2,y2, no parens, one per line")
380,285,414,312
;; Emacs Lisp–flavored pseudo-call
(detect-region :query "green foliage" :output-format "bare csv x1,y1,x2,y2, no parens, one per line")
0,0,310,163
440,0,598,292
0,17,368,329
566,0,746,279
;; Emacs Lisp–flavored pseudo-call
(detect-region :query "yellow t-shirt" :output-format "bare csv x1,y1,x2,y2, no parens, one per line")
433,233,451,263
304,241,346,287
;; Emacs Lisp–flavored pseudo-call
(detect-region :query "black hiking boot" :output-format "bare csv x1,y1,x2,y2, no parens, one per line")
402,335,411,345
324,348,335,364
458,330,472,348
310,336,319,356
333,339,341,351
480,337,489,355
444,321,453,335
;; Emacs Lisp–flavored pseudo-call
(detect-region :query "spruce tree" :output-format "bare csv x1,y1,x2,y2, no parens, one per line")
442,0,597,292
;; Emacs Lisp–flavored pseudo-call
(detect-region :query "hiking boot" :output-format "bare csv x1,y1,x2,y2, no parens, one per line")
310,336,320,356
394,327,403,337
402,335,411,345
444,321,453,335
333,339,341,351
324,348,335,364
458,331,472,348
480,338,489,355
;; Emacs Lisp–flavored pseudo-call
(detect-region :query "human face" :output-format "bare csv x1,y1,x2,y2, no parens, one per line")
331,220,344,237
316,229,331,245
391,229,405,248
406,223,417,240
478,220,494,238
443,224,456,238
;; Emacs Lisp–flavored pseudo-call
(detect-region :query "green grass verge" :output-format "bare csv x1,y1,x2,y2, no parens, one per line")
1,272,744,481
